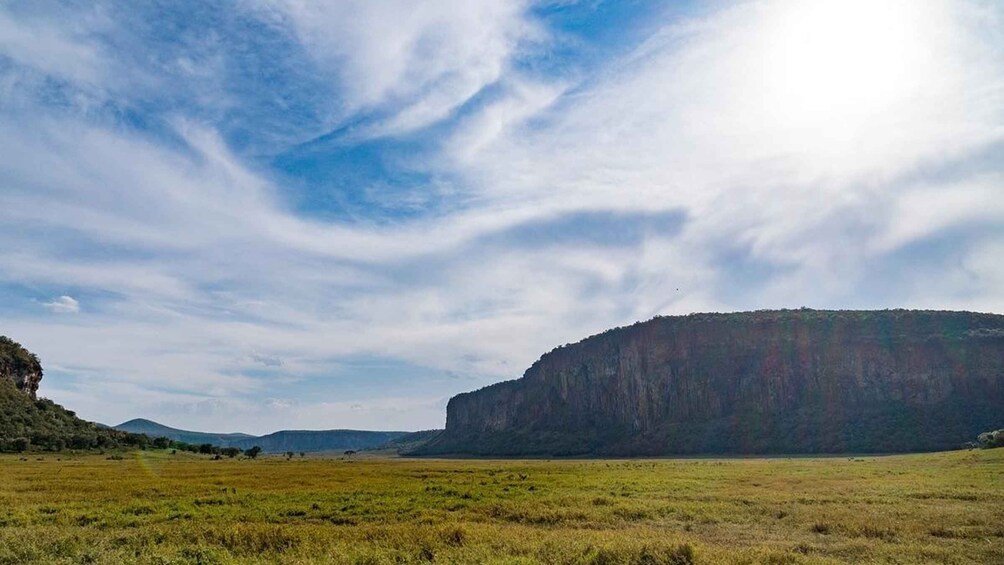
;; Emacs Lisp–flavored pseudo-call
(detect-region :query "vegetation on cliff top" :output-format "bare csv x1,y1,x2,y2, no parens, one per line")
0,378,148,452
540,307,1004,362
0,335,41,373
0,335,42,393
0,336,148,452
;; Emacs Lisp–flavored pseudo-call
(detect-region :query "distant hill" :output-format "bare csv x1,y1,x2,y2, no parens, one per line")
114,418,254,446
113,418,409,453
367,430,443,455
416,309,1004,456
1,336,147,452
229,429,410,453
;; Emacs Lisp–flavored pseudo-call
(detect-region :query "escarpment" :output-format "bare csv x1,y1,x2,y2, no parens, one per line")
0,336,43,399
0,336,151,452
417,310,1004,455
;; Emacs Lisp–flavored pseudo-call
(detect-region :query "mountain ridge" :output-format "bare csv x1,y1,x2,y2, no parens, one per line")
113,418,410,453
415,309,1004,456
113,418,255,446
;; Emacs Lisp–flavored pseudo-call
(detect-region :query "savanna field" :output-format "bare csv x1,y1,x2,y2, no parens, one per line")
1,450,1002,565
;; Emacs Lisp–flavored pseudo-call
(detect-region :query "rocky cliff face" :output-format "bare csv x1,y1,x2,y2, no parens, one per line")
0,336,43,399
419,310,1004,455
0,336,154,452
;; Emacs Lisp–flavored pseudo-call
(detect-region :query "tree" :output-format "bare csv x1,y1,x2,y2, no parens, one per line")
131,434,151,449
285,451,294,460
976,430,1004,449
170,441,196,453
69,434,93,449
244,446,262,459
11,437,29,452
152,436,171,449
198,443,216,455
221,447,241,458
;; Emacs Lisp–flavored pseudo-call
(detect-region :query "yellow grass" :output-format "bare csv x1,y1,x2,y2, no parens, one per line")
1,449,1002,564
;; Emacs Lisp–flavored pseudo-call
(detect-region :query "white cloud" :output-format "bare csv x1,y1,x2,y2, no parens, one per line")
265,398,295,410
0,0,1002,432
447,0,1004,298
874,173,1004,253
249,352,283,368
42,296,80,314
0,10,105,86
256,0,544,136
458,0,1002,202
444,78,566,165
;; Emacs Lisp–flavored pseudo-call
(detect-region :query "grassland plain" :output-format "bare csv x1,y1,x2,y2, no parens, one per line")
0,449,1002,565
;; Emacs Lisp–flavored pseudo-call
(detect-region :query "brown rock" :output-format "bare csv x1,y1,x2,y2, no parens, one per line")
0,336,43,399
420,310,1004,455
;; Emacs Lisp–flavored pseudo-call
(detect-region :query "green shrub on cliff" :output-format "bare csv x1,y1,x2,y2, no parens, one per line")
977,430,1004,449
0,335,42,396
0,336,42,376
0,378,148,451
0,337,148,452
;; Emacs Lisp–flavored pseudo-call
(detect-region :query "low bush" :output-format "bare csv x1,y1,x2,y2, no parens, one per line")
976,430,1004,449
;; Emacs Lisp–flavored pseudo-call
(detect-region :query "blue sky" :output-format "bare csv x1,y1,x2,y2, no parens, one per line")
1,0,1002,433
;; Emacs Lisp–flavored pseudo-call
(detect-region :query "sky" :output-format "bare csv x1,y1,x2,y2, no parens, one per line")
0,0,1002,434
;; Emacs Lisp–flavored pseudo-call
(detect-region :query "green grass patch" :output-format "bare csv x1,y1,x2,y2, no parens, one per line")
0,448,1001,563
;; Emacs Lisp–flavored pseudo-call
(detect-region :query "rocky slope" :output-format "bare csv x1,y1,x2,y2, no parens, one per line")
1,336,147,451
416,310,1004,455
0,336,43,398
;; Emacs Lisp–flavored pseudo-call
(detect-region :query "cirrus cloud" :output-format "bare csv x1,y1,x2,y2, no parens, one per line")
0,0,1001,433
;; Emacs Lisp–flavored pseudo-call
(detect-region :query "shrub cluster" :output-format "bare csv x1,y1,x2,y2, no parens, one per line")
156,438,261,458
1,335,267,455
0,378,149,452
976,429,1004,449
0,336,42,388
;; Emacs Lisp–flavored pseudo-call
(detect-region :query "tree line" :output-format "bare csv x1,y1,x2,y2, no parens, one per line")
152,437,263,459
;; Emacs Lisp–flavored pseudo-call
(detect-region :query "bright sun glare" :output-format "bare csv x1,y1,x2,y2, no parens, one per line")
761,0,935,132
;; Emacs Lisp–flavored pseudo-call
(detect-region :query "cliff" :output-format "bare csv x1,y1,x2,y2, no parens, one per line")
228,430,409,453
0,336,43,398
0,336,148,452
417,310,1004,456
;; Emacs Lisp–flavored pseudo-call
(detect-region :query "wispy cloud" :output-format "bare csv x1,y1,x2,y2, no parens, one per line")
249,353,283,368
256,0,545,137
0,0,1001,432
42,296,80,314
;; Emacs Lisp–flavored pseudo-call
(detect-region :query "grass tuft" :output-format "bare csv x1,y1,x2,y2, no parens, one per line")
0,448,1000,563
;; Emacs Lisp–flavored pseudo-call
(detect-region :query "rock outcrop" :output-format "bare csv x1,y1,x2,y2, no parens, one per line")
0,336,43,399
0,336,150,452
417,310,1004,456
